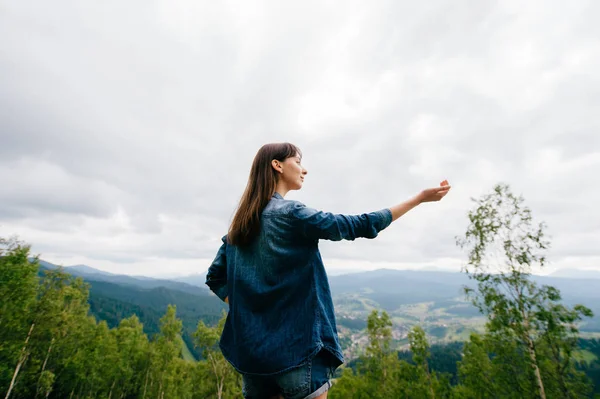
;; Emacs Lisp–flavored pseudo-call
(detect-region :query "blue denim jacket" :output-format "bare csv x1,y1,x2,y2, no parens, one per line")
205,192,393,375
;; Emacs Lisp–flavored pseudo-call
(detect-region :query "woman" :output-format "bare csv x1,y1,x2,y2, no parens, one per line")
206,142,451,399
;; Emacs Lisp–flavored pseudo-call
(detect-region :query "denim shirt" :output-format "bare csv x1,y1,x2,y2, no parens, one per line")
205,192,393,375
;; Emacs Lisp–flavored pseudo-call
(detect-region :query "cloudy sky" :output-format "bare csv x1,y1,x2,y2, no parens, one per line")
1,0,599,277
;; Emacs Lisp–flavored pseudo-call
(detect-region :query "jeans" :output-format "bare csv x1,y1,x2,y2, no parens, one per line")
242,350,337,399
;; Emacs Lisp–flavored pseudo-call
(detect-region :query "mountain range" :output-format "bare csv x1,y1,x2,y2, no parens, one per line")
36,259,600,359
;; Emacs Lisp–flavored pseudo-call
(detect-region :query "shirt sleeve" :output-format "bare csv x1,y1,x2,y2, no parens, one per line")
205,235,228,302
289,201,393,241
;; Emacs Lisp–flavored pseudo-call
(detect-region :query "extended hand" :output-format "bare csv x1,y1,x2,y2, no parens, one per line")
418,180,451,203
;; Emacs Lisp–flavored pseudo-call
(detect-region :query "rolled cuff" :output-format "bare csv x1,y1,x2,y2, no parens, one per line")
379,208,393,230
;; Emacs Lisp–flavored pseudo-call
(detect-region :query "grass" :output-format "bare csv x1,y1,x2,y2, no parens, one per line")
179,335,197,362
574,349,598,364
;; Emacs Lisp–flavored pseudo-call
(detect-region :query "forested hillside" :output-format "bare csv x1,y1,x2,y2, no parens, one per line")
2,237,599,398
36,262,227,361
1,238,241,398
87,282,226,360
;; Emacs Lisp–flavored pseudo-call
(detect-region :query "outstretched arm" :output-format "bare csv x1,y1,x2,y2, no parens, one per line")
291,180,451,241
390,180,451,222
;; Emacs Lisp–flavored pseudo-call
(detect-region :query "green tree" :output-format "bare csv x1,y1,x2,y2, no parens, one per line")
457,332,537,398
149,305,184,398
88,320,120,397
408,326,435,398
456,333,495,398
536,299,593,398
456,183,593,399
35,370,54,399
29,269,91,398
329,366,372,399
193,312,241,399
0,237,39,397
365,310,400,397
58,315,100,398
331,310,404,399
112,315,152,398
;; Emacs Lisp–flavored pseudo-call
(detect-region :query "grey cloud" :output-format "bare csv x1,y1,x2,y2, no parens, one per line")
0,159,121,217
1,0,598,274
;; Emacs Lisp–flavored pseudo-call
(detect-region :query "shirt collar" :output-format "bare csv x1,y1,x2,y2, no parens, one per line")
272,192,283,199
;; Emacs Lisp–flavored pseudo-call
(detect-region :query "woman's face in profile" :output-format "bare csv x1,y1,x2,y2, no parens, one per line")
279,153,307,190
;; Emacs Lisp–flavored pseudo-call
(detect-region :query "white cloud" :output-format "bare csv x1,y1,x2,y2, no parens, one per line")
1,0,599,276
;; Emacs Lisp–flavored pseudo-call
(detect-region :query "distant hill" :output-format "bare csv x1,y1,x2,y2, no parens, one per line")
87,280,227,353
37,259,60,270
172,273,207,287
68,264,114,275
329,269,473,309
328,268,600,306
328,269,600,333
35,259,600,358
549,268,600,280
37,259,209,296
37,260,226,360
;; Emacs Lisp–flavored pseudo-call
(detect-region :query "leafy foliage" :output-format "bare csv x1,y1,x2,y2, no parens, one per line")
0,239,240,399
456,183,593,398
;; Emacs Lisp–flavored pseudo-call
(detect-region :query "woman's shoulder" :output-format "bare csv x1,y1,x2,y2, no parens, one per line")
263,197,309,218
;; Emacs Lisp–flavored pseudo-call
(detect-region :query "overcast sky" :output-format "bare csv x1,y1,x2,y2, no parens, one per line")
1,0,599,277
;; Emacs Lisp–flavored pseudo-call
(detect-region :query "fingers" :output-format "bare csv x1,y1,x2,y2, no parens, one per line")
433,181,451,201
438,179,451,191
420,181,451,203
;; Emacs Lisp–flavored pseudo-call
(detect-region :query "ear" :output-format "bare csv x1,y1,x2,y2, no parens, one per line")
271,159,283,174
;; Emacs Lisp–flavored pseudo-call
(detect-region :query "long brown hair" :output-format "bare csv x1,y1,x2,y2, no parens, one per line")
228,142,302,246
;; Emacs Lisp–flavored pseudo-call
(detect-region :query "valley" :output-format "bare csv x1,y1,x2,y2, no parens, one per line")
40,261,600,362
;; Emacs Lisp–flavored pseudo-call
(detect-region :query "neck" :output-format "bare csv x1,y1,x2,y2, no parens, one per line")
274,182,290,198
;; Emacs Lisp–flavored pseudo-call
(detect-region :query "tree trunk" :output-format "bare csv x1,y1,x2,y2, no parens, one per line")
425,363,435,399
108,380,116,399
519,305,546,399
525,336,546,399
5,323,35,399
142,371,148,399
142,369,149,399
35,337,55,399
208,353,224,399
4,360,25,399
158,370,166,399
40,338,54,374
